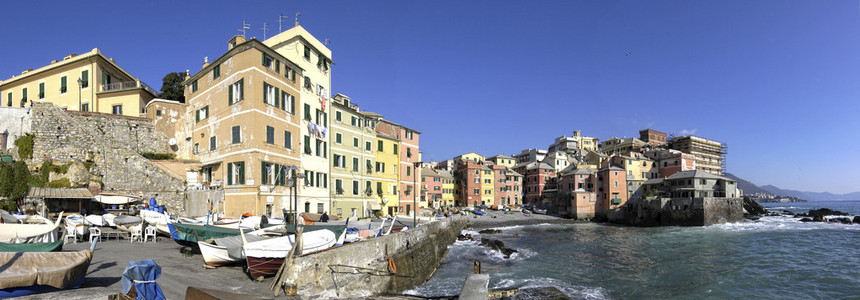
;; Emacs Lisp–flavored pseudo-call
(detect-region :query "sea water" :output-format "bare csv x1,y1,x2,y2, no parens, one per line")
407,201,860,299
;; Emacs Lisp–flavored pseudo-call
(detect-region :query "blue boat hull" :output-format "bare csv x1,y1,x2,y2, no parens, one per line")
0,274,85,298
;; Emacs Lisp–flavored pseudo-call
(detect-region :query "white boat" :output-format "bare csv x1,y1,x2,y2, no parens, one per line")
85,215,105,227
212,218,240,229
139,210,171,235
243,229,336,258
239,216,262,230
114,215,143,233
197,228,272,266
64,214,90,237
0,212,63,243
103,213,117,227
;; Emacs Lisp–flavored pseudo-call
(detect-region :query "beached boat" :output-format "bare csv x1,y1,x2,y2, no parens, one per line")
84,214,105,227
244,229,337,278
0,239,63,252
65,214,91,237
114,215,143,233
140,209,171,235
472,209,486,216
103,213,117,227
0,212,63,243
0,239,97,298
169,223,241,247
212,218,240,229
197,228,275,266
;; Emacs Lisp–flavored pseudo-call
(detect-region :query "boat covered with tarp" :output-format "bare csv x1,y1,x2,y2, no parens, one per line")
0,239,63,252
0,239,97,298
168,223,241,247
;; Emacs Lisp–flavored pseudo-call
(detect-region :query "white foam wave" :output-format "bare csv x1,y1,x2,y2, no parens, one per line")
708,216,859,232
493,276,607,300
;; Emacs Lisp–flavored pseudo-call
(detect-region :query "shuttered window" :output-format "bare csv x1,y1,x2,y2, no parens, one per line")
81,70,89,88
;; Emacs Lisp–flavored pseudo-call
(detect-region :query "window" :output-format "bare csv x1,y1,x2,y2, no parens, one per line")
365,141,372,151
335,111,341,122
333,154,345,168
6,93,10,107
60,76,67,93
353,137,359,148
335,133,342,144
282,92,295,113
262,53,273,69
21,88,27,102
378,140,383,152
353,157,359,172
377,182,382,194
335,179,343,194
195,106,209,122
351,117,357,126
266,126,275,144
38,83,44,99
262,162,275,185
304,135,312,154
193,143,199,154
227,161,245,185
303,45,311,60
228,79,244,104
376,162,385,173
353,180,359,195
192,80,198,93
81,70,89,88
304,104,311,120
392,185,398,196
232,126,241,144
317,203,324,214
285,65,295,82
213,64,220,79
407,148,412,158
303,76,312,90
112,105,122,115
474,188,480,195
366,160,373,172
263,82,279,106
393,144,398,155
101,71,111,86
284,130,292,149
81,103,89,112
209,136,216,151
406,166,411,177
405,130,413,139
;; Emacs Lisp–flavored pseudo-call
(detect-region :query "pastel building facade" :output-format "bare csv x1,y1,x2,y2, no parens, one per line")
0,48,156,116
329,94,379,219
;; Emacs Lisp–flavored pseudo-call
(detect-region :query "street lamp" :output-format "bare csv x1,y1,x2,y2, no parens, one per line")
412,161,422,228
290,166,305,233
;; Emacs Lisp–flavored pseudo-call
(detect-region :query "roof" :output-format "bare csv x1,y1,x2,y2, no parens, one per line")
421,168,440,177
358,111,383,118
507,170,522,177
644,178,665,185
598,166,625,172
184,38,303,85
379,119,422,134
487,154,513,160
376,131,398,141
27,187,93,199
665,170,733,181
438,169,455,179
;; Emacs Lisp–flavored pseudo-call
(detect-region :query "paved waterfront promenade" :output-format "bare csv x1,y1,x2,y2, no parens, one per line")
15,211,569,299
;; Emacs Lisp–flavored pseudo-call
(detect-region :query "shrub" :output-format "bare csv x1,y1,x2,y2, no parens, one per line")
46,178,71,188
140,152,176,160
14,134,34,159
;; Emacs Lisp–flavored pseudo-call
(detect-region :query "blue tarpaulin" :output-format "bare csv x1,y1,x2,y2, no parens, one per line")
121,260,165,300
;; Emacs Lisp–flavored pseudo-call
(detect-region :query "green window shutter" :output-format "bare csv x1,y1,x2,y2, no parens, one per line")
304,104,311,120
377,182,382,193
239,79,244,100
227,163,233,185
336,133,341,144
289,94,295,113
262,162,268,185
102,72,107,85
262,53,267,65
284,130,291,148
304,135,311,154
81,70,89,87
274,87,280,108
238,162,245,184
195,110,200,122
276,60,280,73
353,158,359,172
228,83,233,105
7,93,11,107
39,83,44,98
263,83,268,104
378,140,383,152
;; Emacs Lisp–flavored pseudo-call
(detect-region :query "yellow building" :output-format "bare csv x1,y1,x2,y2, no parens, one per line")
455,152,485,165
329,94,380,219
440,169,456,207
374,132,401,216
487,154,515,168
182,36,304,218
0,48,156,116
480,165,495,206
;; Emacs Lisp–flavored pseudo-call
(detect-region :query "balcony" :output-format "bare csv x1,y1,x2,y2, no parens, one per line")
611,198,622,205
101,80,157,94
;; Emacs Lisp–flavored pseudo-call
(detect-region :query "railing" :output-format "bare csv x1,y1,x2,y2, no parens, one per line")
102,80,157,94
611,198,622,205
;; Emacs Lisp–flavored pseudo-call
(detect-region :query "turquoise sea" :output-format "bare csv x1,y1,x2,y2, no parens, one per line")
408,201,860,299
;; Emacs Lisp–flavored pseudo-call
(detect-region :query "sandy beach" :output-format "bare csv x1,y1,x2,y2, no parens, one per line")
11,210,572,299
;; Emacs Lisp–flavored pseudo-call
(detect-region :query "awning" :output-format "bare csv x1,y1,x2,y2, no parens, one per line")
28,187,93,199
366,201,382,211
93,194,141,205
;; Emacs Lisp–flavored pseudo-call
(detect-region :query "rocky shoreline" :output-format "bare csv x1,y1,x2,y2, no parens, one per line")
743,198,859,225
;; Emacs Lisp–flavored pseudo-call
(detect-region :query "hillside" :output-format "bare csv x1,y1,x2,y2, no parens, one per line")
724,173,773,196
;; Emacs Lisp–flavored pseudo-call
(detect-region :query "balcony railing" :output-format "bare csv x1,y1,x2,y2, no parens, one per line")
611,198,622,205
102,80,157,94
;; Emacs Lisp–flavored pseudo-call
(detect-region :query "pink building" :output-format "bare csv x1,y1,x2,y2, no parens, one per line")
377,120,421,215
515,162,556,206
596,166,628,217
421,168,443,208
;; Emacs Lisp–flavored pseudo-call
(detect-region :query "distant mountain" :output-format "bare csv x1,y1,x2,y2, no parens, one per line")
760,185,860,201
724,173,774,196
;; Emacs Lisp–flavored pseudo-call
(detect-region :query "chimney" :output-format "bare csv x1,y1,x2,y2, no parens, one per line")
574,130,581,137
202,56,210,69
63,53,77,60
185,70,190,81
228,35,246,50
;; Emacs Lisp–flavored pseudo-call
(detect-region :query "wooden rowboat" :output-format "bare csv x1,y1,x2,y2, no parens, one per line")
244,229,337,278
0,238,97,297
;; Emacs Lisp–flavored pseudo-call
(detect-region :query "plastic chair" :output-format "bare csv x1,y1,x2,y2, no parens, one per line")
143,226,157,243
89,227,102,243
64,225,77,243
130,225,142,243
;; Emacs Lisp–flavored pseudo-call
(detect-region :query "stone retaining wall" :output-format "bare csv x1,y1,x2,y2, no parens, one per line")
617,197,743,226
27,103,185,212
293,217,467,298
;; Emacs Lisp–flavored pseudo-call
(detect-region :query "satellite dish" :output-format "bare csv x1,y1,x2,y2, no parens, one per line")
168,138,177,146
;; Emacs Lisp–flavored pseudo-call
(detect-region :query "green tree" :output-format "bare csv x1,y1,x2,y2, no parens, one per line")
157,72,186,102
10,161,30,201
0,163,13,197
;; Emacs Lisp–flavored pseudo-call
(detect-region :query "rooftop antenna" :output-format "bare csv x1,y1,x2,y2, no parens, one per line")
324,38,331,46
262,22,269,40
238,20,251,38
295,12,301,26
278,14,289,32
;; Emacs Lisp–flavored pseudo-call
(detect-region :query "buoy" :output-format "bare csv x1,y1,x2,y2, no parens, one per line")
388,257,397,274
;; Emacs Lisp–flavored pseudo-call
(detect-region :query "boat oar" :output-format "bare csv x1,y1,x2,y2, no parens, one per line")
239,228,247,245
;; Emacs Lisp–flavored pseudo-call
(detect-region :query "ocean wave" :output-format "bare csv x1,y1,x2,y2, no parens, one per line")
708,216,860,232
493,276,607,300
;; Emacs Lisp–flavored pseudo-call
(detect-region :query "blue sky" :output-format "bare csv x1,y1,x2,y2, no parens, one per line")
1,1,858,193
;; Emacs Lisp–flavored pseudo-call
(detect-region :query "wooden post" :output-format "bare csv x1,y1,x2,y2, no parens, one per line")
272,227,303,296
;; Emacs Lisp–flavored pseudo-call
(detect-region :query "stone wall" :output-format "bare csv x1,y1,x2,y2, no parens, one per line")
616,197,743,226
28,103,185,212
293,218,467,298
0,106,33,159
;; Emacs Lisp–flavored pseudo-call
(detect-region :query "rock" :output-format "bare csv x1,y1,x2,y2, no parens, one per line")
830,217,852,225
478,229,502,235
742,198,768,216
67,162,90,187
854,216,860,224
812,215,823,222
799,218,813,222
457,234,474,241
480,238,517,258
807,208,849,218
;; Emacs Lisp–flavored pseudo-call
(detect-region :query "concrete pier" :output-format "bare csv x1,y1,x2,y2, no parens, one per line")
459,274,490,300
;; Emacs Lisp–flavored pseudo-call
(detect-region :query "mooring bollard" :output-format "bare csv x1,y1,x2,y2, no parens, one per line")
473,260,481,274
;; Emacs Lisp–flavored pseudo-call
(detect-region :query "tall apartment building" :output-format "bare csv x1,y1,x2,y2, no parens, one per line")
421,168,443,208
264,25,333,214
486,154,515,168
455,161,485,207
0,48,156,116
375,119,421,216
639,128,667,147
547,130,599,158
329,94,379,219
667,136,726,176
599,137,648,156
374,131,400,216
183,36,304,217
439,169,456,207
